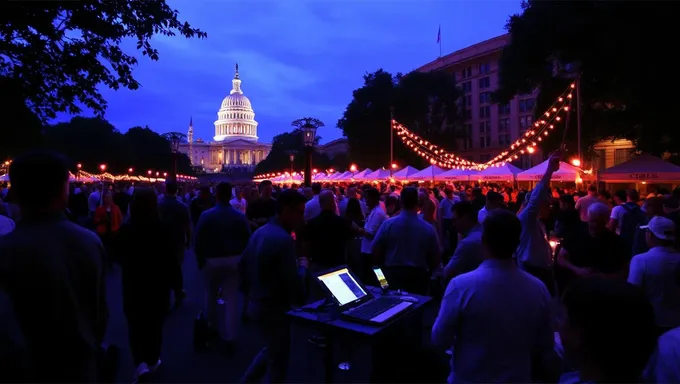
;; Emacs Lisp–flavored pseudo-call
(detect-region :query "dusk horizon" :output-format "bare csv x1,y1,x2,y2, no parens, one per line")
53,0,522,145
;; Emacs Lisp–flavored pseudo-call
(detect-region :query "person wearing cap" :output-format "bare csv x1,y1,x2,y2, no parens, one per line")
628,215,680,333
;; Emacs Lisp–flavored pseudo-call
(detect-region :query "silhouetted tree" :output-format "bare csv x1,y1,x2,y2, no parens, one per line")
254,130,333,175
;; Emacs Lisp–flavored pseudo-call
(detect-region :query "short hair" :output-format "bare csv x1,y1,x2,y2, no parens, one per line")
276,188,307,215
627,189,640,202
452,200,476,220
9,151,69,205
311,182,322,194
562,278,656,381
165,181,178,195
486,191,504,204
319,190,335,208
215,182,232,203
130,187,159,221
588,184,598,193
587,202,610,220
364,187,380,202
259,180,272,191
482,210,521,259
401,187,419,210
614,189,627,202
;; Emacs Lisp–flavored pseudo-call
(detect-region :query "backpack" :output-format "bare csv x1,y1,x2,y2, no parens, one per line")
619,203,647,249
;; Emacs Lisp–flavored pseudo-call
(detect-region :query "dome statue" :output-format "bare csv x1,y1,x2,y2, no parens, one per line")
213,63,259,142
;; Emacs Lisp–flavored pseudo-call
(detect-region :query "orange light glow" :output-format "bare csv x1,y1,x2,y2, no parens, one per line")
571,158,581,167
99,164,106,171
350,164,357,172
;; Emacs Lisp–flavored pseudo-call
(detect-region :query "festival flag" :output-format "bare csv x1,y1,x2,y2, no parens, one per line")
436,25,441,44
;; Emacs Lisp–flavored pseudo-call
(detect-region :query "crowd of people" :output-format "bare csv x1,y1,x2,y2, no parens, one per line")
1,149,679,383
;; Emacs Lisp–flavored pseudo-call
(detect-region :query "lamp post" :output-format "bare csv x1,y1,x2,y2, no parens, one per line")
162,132,186,183
76,163,82,180
292,117,325,186
288,152,295,175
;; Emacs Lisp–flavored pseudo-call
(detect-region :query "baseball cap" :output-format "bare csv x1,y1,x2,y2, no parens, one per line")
640,216,676,241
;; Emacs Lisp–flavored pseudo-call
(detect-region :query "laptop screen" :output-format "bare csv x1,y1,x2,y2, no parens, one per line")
317,267,368,306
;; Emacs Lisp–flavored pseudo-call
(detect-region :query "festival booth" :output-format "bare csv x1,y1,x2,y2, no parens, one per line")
313,172,327,181
335,171,354,182
516,160,583,182
364,168,392,182
411,165,444,182
392,166,421,182
477,163,523,182
598,154,680,184
438,168,479,182
352,168,374,182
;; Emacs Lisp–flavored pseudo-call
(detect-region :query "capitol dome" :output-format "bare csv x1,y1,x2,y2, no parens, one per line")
214,63,258,142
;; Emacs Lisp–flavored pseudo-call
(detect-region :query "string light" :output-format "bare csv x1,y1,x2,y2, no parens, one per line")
75,169,197,182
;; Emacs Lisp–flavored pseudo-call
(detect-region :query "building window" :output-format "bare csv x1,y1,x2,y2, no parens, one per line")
519,116,533,132
498,118,511,146
519,98,536,113
460,94,472,108
595,149,606,170
479,154,491,163
479,121,491,148
614,148,630,166
479,105,491,119
461,66,472,79
461,81,472,93
479,62,491,74
499,103,511,115
462,124,473,149
478,76,490,89
479,92,492,104
463,109,472,120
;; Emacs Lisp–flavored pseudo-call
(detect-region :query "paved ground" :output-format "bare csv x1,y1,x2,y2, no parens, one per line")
104,250,448,383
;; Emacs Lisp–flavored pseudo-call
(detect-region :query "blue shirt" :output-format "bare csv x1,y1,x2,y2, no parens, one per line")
444,224,483,279
194,203,251,265
517,180,553,269
433,259,557,384
372,210,438,269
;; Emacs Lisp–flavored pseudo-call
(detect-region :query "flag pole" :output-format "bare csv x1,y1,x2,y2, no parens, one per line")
438,24,442,58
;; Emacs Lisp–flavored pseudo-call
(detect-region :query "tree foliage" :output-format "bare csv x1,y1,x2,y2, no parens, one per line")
254,130,332,175
43,117,193,175
0,1,206,122
495,0,678,155
338,69,460,169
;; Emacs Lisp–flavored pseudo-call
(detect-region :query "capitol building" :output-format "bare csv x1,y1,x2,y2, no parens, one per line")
179,64,271,173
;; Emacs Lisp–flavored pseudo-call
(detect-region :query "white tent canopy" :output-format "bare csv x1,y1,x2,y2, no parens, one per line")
392,166,421,181
335,171,354,181
438,168,479,181
477,163,523,181
599,154,680,183
352,168,374,181
365,168,392,181
411,165,445,181
516,160,581,182
313,172,326,180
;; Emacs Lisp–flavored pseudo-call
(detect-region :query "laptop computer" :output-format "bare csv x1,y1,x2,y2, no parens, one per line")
316,266,413,325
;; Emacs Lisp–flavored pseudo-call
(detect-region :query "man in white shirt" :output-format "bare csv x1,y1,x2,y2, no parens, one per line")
303,183,322,222
338,186,367,217
645,326,680,383
357,187,388,283
575,184,599,222
230,186,247,214
87,186,101,216
433,209,558,383
439,187,459,253
477,191,503,224
628,216,680,331
607,189,628,234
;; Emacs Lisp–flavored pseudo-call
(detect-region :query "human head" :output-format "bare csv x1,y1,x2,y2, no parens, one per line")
346,186,358,199
165,181,178,196
400,187,419,211
129,187,159,221
642,215,676,249
9,151,70,215
587,202,610,237
453,201,478,235
644,196,664,218
275,189,307,232
560,278,656,382
587,184,597,195
444,187,453,198
559,194,576,211
259,180,273,198
102,190,113,207
364,187,380,209
626,189,639,203
486,191,504,210
481,210,521,259
345,197,363,220
215,182,232,204
613,189,627,205
311,183,322,195
303,187,313,200
319,190,336,212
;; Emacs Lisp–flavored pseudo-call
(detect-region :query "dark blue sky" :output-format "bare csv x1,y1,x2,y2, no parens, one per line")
67,0,522,144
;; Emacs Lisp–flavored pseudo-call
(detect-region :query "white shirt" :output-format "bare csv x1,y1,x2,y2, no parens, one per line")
433,259,557,383
477,207,489,224
361,205,388,254
304,195,321,222
230,197,247,213
645,326,680,383
0,215,15,236
439,197,459,220
610,204,625,234
628,246,680,328
87,191,101,212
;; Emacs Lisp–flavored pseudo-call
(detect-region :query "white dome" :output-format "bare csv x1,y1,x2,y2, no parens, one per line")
213,63,258,142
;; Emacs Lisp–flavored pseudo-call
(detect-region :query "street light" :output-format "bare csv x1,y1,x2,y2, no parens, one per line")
162,132,187,183
147,170,152,176
128,168,133,174
292,117,325,186
571,158,581,167
99,164,106,172
350,164,357,173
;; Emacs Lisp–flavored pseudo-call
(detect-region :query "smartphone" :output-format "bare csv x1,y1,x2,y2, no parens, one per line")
372,267,389,290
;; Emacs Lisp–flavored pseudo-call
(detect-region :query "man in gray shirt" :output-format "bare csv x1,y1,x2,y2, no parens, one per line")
0,151,108,382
